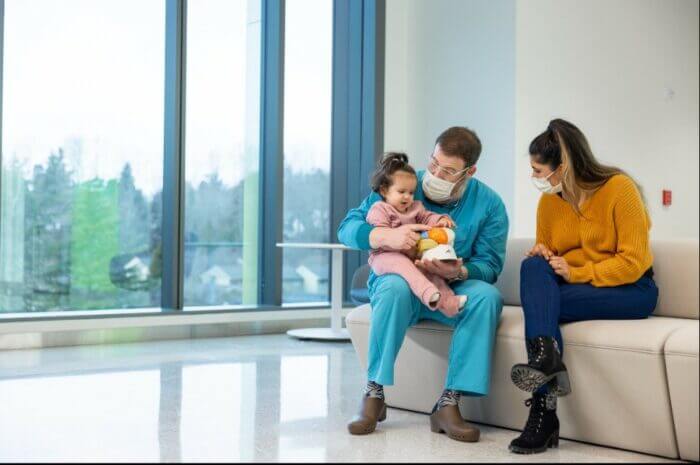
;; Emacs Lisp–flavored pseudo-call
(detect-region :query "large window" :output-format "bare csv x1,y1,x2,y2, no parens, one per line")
0,0,165,312
0,0,382,315
183,0,261,307
282,0,333,304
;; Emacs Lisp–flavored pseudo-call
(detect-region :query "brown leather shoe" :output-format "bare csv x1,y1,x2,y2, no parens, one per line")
429,404,480,442
347,395,387,435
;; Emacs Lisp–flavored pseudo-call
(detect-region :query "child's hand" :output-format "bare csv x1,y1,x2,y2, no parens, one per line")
436,216,455,228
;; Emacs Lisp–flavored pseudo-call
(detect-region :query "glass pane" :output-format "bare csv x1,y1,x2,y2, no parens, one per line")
183,0,262,307
0,0,165,312
282,0,333,304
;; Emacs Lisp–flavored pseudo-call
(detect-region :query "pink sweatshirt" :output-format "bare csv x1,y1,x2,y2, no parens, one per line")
366,200,446,257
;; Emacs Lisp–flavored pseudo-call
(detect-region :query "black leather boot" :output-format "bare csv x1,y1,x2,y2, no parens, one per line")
510,336,571,396
509,393,560,454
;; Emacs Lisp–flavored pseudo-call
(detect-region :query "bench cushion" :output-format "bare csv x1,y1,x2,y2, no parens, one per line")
348,304,687,354
346,303,689,457
665,322,700,461
492,238,699,320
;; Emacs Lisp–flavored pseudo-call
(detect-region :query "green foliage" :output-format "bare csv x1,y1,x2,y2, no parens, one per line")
22,150,74,311
3,146,331,312
282,167,330,243
70,178,120,307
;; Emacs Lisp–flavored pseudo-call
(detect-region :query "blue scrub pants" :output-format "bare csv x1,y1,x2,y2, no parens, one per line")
366,273,503,397
520,256,659,352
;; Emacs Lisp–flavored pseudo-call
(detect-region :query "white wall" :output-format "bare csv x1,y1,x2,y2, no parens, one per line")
383,0,409,157
383,0,516,219
514,0,699,239
384,0,699,240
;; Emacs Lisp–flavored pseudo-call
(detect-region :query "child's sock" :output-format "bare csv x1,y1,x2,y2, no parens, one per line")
429,292,441,308
437,294,465,316
457,295,467,310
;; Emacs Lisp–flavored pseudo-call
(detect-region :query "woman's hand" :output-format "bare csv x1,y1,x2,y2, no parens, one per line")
435,216,456,228
548,256,571,281
369,224,431,251
527,243,554,260
415,258,464,280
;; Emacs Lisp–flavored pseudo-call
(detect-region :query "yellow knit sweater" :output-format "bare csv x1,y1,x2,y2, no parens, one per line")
536,174,653,287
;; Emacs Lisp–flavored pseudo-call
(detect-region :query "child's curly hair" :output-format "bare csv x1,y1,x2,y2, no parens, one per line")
370,152,417,194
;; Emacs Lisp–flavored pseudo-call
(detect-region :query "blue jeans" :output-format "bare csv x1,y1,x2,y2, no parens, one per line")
520,256,659,352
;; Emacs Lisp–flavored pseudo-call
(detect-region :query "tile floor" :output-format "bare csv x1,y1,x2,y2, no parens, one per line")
0,334,682,462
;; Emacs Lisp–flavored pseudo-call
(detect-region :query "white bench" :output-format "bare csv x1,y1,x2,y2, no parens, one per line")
346,238,699,460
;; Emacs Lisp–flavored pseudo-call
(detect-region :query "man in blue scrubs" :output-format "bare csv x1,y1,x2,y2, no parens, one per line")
339,126,509,441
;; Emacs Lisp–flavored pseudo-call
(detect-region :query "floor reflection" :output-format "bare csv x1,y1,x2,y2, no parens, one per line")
0,370,161,461
181,363,255,461
0,336,672,463
158,362,182,462
280,355,328,423
157,345,345,462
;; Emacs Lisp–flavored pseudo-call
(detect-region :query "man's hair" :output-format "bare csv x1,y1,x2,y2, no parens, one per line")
435,126,482,166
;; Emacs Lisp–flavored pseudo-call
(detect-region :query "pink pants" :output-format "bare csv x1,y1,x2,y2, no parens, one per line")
368,252,457,309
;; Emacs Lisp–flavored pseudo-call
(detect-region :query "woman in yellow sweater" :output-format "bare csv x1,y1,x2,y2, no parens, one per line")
508,119,658,455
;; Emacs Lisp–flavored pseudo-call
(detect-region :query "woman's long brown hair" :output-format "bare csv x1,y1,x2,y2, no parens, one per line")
529,118,645,215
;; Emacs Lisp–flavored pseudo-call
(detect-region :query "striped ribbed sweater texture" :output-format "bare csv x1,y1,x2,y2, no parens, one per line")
536,174,653,287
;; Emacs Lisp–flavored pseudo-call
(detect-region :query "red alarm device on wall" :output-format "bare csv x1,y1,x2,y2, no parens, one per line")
662,189,672,206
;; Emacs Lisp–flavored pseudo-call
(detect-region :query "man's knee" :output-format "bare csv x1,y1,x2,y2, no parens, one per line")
467,281,503,319
520,255,554,279
370,274,414,307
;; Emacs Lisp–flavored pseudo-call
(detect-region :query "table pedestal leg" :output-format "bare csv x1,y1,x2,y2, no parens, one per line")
287,248,350,341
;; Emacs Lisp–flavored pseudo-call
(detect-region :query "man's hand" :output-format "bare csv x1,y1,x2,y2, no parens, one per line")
369,224,431,251
415,258,464,280
527,243,554,260
548,256,571,281
435,216,456,228
404,246,418,261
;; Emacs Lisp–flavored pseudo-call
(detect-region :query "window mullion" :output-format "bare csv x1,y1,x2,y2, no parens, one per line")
258,0,285,307
0,0,5,236
330,0,385,301
162,0,187,311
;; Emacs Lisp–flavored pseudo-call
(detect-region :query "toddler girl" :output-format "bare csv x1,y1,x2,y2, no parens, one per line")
366,152,467,316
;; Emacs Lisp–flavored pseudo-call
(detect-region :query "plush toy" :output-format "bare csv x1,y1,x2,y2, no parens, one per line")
416,227,458,261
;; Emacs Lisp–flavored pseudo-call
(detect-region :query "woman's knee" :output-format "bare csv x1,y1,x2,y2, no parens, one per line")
520,255,555,279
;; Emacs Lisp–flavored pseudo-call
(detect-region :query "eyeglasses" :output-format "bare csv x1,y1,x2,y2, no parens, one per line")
427,156,468,177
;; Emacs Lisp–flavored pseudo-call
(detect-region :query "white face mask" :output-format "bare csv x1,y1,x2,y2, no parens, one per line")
531,170,562,194
422,170,468,203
